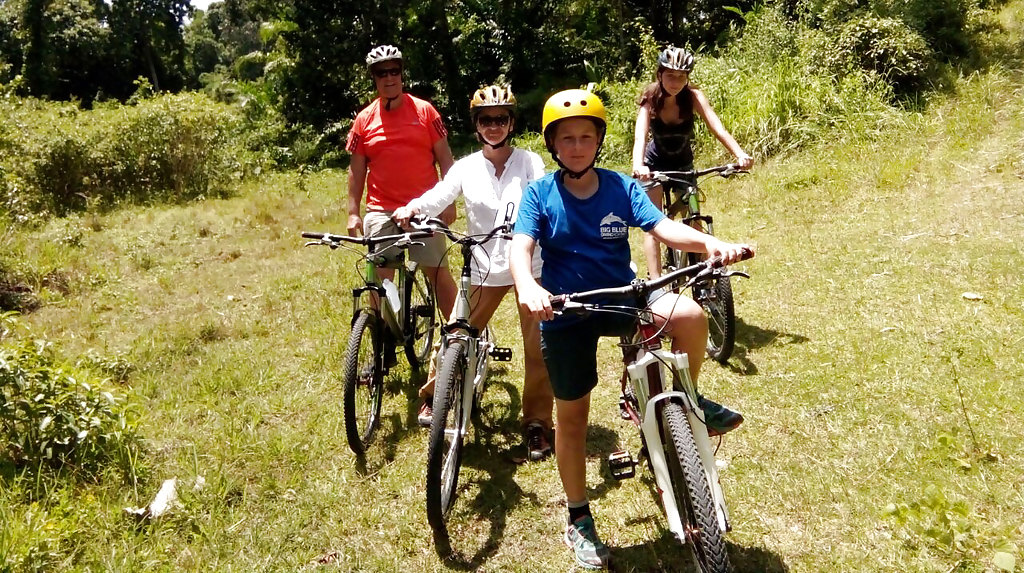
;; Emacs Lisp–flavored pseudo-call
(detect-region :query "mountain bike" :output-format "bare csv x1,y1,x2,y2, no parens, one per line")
550,248,753,573
644,164,747,364
301,227,438,456
411,211,515,554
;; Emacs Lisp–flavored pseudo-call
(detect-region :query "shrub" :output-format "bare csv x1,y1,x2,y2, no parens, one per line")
0,337,141,480
834,14,936,95
0,92,244,221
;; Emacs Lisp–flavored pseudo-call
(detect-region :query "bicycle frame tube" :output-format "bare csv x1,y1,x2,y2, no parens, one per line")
356,257,403,334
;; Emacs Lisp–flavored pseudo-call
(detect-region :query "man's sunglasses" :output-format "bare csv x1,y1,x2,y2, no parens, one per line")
477,115,510,127
372,67,402,79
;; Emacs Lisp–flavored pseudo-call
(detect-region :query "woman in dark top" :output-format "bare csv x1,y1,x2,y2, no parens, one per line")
632,47,754,279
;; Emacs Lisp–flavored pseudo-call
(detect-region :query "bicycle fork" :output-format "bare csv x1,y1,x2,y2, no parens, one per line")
622,349,732,541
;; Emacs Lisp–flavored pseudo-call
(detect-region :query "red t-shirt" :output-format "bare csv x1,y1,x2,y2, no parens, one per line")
346,94,448,211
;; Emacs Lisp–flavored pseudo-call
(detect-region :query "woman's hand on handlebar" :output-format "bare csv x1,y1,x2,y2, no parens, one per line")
517,281,555,321
705,238,754,265
392,205,419,229
632,164,651,181
734,152,754,171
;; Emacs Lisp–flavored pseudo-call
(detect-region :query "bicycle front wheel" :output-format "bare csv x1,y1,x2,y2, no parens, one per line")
425,340,468,552
662,402,732,573
342,311,384,456
687,253,736,363
404,266,437,368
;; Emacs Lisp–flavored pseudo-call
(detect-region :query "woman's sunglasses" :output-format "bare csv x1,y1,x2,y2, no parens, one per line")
477,115,510,127
372,67,402,79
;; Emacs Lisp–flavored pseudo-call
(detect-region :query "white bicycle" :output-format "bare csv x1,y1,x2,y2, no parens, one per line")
550,248,753,573
413,211,515,555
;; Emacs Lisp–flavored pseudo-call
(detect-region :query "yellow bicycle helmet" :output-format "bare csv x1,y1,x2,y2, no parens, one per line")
541,89,606,137
541,89,608,178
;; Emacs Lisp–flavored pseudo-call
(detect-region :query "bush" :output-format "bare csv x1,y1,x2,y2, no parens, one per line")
0,336,141,480
834,15,936,95
0,92,244,221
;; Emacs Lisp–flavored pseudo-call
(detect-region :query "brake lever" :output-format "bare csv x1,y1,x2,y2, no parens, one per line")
304,240,338,249
719,270,750,279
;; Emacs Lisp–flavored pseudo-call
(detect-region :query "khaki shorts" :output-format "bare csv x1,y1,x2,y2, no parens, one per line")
363,210,449,268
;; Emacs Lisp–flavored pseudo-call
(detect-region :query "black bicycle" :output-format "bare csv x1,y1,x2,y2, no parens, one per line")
301,227,437,455
644,164,747,363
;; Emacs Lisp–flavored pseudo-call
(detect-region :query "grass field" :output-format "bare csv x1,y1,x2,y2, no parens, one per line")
3,27,1024,573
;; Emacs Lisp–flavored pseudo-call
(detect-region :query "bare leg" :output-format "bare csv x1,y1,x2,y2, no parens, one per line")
651,292,707,383
642,184,664,279
555,395,591,503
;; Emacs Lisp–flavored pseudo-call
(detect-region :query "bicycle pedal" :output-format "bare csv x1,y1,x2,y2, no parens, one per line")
608,450,636,480
489,346,513,361
618,396,631,420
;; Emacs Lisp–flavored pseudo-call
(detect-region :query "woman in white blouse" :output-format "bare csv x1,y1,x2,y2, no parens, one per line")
393,85,553,461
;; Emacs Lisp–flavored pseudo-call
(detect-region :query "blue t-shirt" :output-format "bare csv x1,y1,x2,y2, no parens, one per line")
515,168,665,329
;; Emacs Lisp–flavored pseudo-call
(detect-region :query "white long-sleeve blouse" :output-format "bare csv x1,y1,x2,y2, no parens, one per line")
407,148,545,286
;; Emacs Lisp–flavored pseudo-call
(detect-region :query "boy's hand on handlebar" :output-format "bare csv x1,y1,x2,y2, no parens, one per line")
392,205,418,229
517,282,555,321
706,239,754,265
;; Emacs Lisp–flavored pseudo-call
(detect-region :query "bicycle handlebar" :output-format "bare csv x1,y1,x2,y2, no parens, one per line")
408,202,515,246
300,227,436,250
549,247,753,311
640,164,748,189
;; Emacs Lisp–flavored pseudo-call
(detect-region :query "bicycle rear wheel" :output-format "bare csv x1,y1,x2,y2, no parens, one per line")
661,402,732,573
404,266,437,368
342,311,384,456
687,253,736,363
425,340,468,552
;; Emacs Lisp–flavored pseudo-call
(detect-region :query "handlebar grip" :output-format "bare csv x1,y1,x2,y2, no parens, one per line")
711,246,754,268
549,294,566,310
301,232,323,239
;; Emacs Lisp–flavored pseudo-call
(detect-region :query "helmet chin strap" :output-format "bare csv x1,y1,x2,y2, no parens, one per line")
478,131,511,149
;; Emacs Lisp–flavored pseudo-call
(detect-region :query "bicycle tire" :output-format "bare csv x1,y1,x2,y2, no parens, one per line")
425,340,468,551
404,266,437,368
661,402,733,573
686,253,736,363
342,311,384,456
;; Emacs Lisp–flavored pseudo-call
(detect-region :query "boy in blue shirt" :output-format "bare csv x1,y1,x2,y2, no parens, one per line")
510,89,753,570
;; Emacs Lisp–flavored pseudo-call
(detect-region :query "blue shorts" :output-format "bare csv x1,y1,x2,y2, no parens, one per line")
540,311,637,401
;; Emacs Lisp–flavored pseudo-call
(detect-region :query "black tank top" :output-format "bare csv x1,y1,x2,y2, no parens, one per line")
650,90,695,161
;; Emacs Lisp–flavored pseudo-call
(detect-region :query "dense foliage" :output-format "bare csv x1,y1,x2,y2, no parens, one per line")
0,91,244,222
0,325,141,482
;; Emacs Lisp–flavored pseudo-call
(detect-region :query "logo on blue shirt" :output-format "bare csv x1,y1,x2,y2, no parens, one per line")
600,212,628,239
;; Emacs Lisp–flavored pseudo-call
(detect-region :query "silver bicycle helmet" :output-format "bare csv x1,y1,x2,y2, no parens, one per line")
658,47,695,72
365,45,402,67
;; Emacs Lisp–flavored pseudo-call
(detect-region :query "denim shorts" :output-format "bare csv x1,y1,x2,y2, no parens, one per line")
540,311,637,401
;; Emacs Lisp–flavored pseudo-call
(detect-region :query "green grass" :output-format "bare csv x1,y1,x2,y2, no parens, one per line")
4,27,1024,573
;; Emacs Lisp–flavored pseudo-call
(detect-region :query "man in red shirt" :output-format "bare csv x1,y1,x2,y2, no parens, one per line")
345,45,457,325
